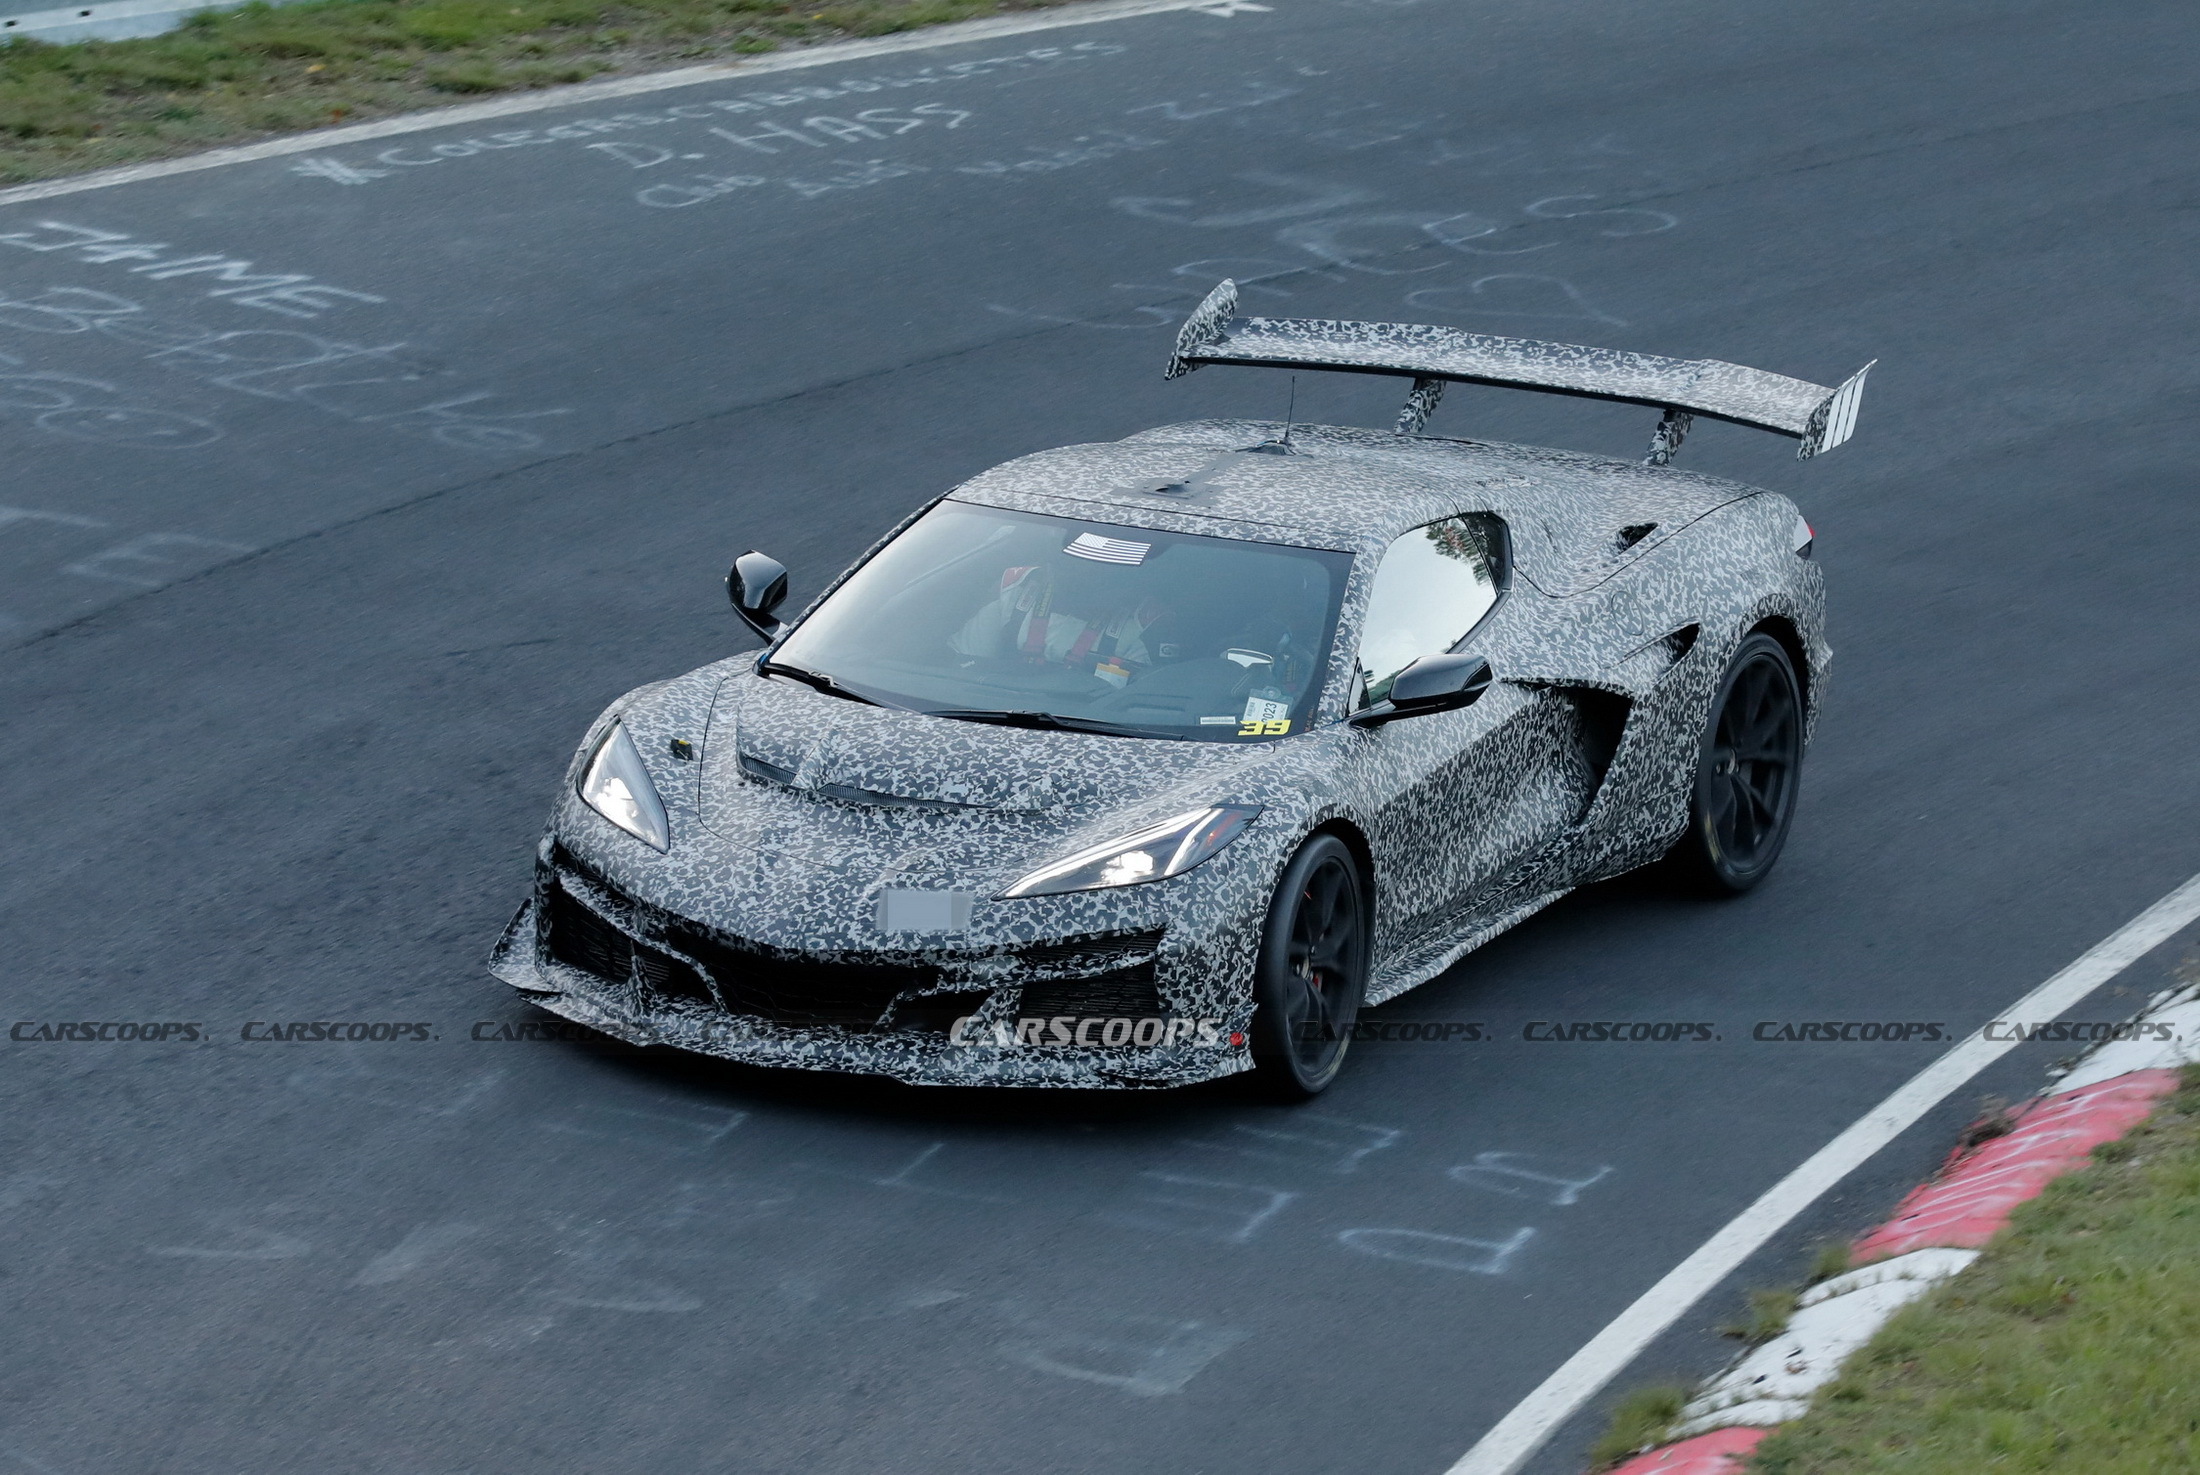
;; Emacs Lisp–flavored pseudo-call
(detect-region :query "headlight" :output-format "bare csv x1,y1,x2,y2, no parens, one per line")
577,721,670,851
999,805,1259,899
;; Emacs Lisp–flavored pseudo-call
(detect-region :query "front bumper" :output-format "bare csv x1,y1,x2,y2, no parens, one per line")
486,859,1257,1089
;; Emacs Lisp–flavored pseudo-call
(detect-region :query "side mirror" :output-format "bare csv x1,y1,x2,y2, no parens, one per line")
727,550,790,641
1350,653,1493,728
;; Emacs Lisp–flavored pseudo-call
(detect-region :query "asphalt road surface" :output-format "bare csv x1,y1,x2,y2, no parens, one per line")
5,2,2200,1472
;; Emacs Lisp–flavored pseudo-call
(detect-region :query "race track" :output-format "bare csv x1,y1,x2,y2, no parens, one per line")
4,1,2199,1471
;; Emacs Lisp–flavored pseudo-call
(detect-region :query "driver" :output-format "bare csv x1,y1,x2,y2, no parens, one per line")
949,555,1168,689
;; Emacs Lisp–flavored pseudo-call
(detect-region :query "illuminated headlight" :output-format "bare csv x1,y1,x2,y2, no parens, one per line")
1000,806,1259,899
576,721,670,851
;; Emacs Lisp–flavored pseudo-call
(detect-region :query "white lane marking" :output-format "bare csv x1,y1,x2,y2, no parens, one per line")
1445,868,2200,1475
0,0,1255,208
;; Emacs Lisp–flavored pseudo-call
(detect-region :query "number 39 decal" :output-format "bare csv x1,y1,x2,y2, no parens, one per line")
1238,719,1291,736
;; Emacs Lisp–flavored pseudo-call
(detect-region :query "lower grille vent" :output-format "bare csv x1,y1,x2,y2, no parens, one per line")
663,917,930,1026
546,853,931,1028
892,991,995,1034
545,853,1170,1032
544,887,716,1007
1019,964,1165,1020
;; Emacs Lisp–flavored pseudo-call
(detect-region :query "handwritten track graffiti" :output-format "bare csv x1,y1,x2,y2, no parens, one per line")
282,43,1127,191
0,502,252,641
0,349,220,448
0,278,566,453
118,1046,1620,1399
0,221,385,320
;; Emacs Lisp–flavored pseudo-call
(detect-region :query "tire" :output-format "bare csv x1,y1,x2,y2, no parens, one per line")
1248,834,1372,1099
1667,631,1804,895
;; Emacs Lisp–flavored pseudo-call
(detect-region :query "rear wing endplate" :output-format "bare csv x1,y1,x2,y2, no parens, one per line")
1165,279,1872,464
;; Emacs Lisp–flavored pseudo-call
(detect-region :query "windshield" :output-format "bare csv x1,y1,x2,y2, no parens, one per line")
768,503,1352,741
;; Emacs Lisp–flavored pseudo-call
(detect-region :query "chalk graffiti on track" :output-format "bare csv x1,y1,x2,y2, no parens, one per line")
284,42,1129,191
0,279,567,453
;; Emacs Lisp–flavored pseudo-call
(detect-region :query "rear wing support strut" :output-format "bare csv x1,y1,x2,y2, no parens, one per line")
1395,376,1445,435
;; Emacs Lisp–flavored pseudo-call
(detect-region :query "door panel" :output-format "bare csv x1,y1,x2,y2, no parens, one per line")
1345,513,1590,944
1356,679,1594,945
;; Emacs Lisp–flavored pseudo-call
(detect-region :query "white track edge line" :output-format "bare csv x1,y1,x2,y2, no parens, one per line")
1445,868,2200,1475
0,0,1217,206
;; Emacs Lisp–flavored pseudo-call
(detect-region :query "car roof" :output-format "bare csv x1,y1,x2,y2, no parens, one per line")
946,419,1763,553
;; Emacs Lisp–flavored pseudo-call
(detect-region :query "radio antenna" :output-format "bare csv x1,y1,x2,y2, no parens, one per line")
1245,374,1302,455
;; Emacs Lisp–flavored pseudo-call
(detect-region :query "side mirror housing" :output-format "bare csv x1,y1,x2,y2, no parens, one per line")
727,550,790,641
1350,653,1493,727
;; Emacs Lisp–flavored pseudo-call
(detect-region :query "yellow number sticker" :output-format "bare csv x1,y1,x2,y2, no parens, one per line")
1238,719,1292,736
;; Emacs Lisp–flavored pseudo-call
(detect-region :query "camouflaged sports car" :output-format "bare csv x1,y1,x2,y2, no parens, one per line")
488,281,1871,1096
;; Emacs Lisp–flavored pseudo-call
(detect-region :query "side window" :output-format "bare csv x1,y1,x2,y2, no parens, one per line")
1355,516,1501,708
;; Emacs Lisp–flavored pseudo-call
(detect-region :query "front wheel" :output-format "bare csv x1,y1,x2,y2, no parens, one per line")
1248,834,1371,1099
1667,631,1804,894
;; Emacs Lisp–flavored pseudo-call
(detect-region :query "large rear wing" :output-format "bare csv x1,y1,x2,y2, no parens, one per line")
1165,279,1872,464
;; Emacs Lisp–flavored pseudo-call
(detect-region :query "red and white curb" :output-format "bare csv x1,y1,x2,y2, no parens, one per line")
1603,982,2200,1474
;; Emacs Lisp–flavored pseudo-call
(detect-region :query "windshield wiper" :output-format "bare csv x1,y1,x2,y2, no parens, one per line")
757,660,886,707
923,708,1151,737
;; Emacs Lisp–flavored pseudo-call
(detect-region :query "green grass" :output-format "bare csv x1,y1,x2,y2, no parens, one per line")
0,0,1064,184
1589,1383,1691,1471
1721,1284,1804,1344
1806,1241,1853,1285
1589,1242,1855,1467
1747,1064,2200,1474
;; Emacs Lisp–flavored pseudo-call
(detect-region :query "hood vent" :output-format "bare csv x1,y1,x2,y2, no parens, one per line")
738,752,797,787
740,748,980,812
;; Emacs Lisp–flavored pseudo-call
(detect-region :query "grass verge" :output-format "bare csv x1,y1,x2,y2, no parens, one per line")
1748,1063,2200,1473
1589,1242,1853,1469
1587,1384,1691,1470
0,0,1069,185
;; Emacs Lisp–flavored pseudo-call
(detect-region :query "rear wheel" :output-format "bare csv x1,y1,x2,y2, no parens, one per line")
1248,834,1370,1099
1668,631,1804,894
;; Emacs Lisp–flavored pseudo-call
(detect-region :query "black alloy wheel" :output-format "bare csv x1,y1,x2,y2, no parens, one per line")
1249,834,1371,1099
1670,631,1804,894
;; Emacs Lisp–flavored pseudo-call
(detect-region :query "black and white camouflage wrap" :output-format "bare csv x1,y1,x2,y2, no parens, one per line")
489,416,1828,1088
1167,278,1873,459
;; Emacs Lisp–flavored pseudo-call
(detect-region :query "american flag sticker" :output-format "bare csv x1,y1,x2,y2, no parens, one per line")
1064,533,1152,565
